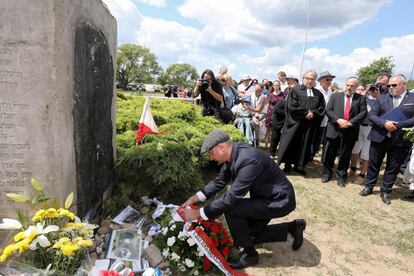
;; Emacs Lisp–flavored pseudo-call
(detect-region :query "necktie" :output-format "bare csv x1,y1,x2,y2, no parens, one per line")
393,95,401,108
343,95,351,121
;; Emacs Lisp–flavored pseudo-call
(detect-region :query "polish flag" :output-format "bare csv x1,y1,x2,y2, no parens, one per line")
136,97,162,144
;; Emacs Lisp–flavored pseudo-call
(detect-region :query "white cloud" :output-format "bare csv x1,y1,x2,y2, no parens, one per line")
104,0,413,86
102,0,144,44
139,0,166,8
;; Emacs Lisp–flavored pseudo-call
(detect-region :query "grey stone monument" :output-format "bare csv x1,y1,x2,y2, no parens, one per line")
0,0,117,218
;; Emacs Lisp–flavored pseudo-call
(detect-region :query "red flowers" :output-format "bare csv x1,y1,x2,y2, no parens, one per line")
196,219,233,272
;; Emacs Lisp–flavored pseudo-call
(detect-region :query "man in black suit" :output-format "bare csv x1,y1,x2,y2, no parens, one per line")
360,74,414,204
321,77,367,186
180,130,306,269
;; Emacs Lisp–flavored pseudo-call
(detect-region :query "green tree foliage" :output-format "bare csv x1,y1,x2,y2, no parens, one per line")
357,57,394,86
116,44,163,87
106,95,245,214
158,63,199,89
407,80,414,91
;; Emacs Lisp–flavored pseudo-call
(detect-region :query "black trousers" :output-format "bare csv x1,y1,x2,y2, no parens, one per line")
269,126,283,156
224,198,292,247
312,126,326,156
322,135,356,180
365,139,410,193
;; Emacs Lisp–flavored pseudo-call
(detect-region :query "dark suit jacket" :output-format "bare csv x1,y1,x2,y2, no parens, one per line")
368,91,414,147
202,142,296,219
325,92,367,141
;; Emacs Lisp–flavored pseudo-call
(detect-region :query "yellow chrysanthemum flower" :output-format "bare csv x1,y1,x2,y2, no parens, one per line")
77,239,93,248
32,210,46,222
44,208,58,218
57,208,75,220
0,243,18,262
61,243,80,256
14,231,26,242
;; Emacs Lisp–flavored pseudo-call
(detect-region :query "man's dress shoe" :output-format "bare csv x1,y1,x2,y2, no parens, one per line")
228,251,259,269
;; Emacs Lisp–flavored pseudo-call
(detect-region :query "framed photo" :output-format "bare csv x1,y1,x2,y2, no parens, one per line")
106,229,142,262
112,205,146,228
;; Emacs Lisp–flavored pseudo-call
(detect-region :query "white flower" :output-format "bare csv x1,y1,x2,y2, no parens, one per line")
167,236,176,247
194,270,199,275
178,263,186,272
170,252,180,261
168,220,175,226
197,249,205,257
0,218,22,229
186,237,195,247
169,224,176,231
185,258,194,268
162,248,169,258
177,231,186,241
28,223,59,250
162,227,168,236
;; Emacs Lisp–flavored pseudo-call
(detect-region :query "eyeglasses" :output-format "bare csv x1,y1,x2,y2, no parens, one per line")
324,78,332,82
220,79,226,83
387,84,399,88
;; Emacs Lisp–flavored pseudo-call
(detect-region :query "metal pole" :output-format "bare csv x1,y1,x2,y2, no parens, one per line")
299,0,312,81
409,61,414,81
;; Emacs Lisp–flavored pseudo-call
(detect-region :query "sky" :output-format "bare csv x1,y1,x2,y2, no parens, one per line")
102,0,414,85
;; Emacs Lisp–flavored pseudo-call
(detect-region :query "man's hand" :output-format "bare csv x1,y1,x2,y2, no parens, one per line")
337,118,351,129
384,121,398,132
182,194,200,208
180,208,200,222
305,111,314,120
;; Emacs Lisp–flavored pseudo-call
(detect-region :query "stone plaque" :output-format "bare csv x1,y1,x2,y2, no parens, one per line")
0,0,117,219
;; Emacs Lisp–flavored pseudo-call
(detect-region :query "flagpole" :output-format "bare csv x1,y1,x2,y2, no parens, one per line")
299,0,312,81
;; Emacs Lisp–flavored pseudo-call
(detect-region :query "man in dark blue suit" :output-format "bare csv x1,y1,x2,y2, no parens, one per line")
180,130,306,269
360,75,414,204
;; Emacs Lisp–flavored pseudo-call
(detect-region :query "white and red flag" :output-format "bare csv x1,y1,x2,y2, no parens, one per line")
136,97,163,144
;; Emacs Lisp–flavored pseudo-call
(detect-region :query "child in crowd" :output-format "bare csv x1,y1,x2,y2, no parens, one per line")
232,95,254,145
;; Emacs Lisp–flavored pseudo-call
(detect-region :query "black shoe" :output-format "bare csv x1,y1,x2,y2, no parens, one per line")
292,219,306,251
228,251,259,269
404,191,414,200
321,175,331,183
283,164,292,173
337,178,346,187
359,187,373,196
293,167,307,176
381,193,391,205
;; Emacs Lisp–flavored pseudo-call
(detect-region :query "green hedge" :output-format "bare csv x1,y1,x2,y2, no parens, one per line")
108,94,245,214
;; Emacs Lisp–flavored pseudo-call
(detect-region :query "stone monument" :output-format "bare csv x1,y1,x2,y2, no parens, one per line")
0,0,117,218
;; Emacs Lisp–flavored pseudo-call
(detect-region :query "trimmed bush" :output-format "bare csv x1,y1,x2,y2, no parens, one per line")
108,94,245,214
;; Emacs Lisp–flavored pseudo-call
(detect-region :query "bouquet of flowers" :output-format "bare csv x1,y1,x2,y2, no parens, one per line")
154,208,233,275
0,178,97,275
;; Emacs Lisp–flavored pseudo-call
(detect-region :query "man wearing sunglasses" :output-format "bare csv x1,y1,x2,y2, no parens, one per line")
360,74,414,204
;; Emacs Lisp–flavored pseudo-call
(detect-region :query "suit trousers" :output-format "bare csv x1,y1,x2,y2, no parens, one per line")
365,139,410,193
269,126,283,156
322,134,356,179
312,126,327,156
224,198,291,247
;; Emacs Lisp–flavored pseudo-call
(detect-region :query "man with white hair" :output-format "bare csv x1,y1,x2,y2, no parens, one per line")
278,70,325,175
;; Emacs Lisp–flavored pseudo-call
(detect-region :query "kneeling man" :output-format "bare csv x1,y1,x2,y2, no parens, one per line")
180,129,306,269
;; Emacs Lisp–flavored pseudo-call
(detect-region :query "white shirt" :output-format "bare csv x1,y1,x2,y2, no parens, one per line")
252,93,267,114
280,81,288,92
392,91,407,108
237,83,255,97
316,85,333,127
343,93,354,111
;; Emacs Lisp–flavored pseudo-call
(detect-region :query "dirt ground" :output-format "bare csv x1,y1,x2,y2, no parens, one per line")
240,154,414,276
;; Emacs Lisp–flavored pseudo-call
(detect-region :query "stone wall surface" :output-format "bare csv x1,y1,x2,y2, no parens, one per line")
0,0,117,218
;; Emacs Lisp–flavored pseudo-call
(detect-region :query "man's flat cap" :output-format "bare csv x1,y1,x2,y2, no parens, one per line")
200,130,230,154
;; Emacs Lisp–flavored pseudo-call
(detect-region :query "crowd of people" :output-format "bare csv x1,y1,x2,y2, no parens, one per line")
192,67,414,205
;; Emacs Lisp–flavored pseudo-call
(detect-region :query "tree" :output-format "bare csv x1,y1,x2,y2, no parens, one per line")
159,63,199,89
357,57,394,86
116,44,163,88
407,80,414,91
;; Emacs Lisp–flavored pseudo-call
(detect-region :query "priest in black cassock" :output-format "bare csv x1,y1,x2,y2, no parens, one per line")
278,70,326,175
